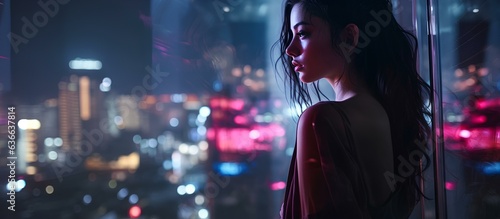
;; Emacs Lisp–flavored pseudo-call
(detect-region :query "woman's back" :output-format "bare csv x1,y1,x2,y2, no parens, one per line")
336,94,394,207
283,95,413,219
281,94,415,218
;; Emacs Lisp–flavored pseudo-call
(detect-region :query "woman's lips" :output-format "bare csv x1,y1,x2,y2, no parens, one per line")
294,66,303,72
292,61,303,72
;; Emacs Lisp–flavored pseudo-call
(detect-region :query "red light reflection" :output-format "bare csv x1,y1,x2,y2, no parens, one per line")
471,115,487,124
129,205,141,218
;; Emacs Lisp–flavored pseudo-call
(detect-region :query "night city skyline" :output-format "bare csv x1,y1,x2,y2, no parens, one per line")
2,0,500,218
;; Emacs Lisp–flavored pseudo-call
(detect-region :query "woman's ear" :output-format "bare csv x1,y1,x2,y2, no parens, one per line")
338,23,360,62
340,24,360,51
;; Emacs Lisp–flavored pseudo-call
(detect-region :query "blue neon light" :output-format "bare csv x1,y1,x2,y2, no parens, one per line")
214,162,248,176
481,162,500,175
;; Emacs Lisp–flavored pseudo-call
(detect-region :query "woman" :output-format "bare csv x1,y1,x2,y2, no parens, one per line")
275,0,431,218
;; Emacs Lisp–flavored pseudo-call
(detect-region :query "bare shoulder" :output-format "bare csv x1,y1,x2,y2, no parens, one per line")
298,102,343,134
298,102,343,128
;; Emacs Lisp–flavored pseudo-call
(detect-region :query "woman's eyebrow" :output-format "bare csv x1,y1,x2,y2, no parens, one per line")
292,21,312,30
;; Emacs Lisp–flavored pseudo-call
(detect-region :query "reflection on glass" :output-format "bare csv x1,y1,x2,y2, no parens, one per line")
438,0,500,218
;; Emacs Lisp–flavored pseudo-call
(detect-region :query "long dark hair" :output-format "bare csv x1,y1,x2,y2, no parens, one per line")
273,0,432,210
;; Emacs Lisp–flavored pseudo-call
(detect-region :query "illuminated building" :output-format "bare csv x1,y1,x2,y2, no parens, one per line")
58,76,83,154
13,102,61,178
115,95,142,131
16,105,43,175
17,119,40,175
39,99,62,165
58,75,106,155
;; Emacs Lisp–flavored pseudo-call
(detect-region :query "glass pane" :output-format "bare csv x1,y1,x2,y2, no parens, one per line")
436,0,500,218
393,0,442,218
10,0,486,218
412,0,438,218
152,1,288,218
5,0,290,218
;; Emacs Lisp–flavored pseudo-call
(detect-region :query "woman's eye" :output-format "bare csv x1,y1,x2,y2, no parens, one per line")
297,31,308,38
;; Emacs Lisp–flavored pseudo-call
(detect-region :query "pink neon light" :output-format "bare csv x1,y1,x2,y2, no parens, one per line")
471,115,487,124
216,129,254,152
230,99,245,111
459,130,471,138
206,128,215,140
210,99,219,108
445,181,456,190
476,99,487,109
234,115,248,125
271,181,286,190
249,130,260,139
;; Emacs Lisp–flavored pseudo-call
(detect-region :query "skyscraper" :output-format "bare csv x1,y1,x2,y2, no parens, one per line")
58,75,82,154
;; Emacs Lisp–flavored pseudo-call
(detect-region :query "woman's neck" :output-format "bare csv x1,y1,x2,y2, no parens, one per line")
328,74,371,102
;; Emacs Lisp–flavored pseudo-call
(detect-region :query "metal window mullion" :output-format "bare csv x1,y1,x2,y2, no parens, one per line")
426,0,448,218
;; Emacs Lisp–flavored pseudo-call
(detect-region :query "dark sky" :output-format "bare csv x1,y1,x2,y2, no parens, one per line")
8,0,269,104
10,0,151,104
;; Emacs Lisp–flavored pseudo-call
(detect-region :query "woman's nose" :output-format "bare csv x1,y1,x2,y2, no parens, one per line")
286,41,299,58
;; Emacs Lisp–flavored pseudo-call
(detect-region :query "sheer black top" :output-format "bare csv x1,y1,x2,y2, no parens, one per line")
281,102,414,219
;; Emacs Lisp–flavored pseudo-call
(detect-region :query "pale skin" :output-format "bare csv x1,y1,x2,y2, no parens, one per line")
285,3,394,215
